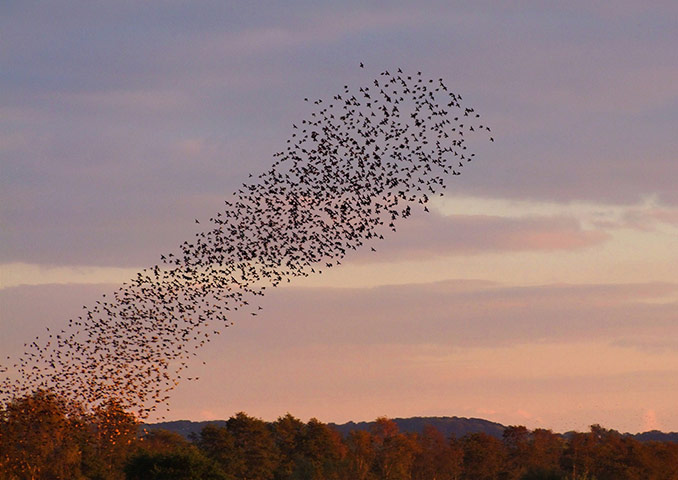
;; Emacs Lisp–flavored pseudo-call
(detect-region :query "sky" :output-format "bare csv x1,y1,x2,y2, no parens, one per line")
1,1,677,433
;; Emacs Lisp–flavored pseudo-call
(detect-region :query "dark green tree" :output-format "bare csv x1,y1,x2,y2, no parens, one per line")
297,418,347,480
127,426,227,480
140,429,194,453
224,412,280,480
124,449,229,480
197,423,237,474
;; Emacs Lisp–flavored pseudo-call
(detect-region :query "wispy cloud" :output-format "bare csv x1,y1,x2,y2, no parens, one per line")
242,280,678,349
345,210,608,264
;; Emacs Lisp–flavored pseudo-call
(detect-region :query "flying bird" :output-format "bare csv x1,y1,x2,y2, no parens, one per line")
1,67,492,418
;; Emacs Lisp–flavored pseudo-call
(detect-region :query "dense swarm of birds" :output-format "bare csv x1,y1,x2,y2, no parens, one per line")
1,67,492,417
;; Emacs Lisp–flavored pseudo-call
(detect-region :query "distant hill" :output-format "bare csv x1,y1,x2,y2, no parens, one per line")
329,416,507,439
144,416,507,440
143,419,227,439
144,416,678,443
627,430,678,443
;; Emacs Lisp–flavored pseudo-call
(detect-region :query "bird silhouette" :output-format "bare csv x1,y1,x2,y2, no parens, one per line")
1,67,492,418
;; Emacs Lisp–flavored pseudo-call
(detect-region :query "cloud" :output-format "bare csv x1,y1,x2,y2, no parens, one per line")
349,210,608,263
642,409,660,431
0,171,609,267
2,1,676,267
201,6,431,58
232,280,678,350
0,263,136,289
648,208,678,227
593,205,678,231
57,89,191,113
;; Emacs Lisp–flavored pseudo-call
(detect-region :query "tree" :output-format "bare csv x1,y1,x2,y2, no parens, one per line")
127,426,227,480
82,398,139,480
0,390,86,479
461,432,506,480
503,425,532,480
447,437,465,480
561,429,597,480
124,449,229,480
140,429,194,453
584,425,653,480
371,417,420,480
640,440,678,480
502,426,565,480
520,468,566,480
298,418,347,480
412,424,463,480
223,412,280,480
272,414,305,480
345,430,376,480
528,429,564,478
197,424,237,474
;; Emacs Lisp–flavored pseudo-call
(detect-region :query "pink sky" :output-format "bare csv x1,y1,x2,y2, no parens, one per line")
1,2,677,433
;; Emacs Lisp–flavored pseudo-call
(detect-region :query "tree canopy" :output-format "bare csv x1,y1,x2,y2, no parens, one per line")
2,391,677,480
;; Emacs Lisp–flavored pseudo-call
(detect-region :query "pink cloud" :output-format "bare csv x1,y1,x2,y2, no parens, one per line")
351,211,609,263
501,224,606,250
642,409,660,431
591,206,678,231
650,208,678,226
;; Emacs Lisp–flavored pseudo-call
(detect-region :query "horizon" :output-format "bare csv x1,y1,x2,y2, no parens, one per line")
146,412,676,437
2,1,677,435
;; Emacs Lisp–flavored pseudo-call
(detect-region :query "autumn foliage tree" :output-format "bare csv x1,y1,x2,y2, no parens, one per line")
345,428,376,480
83,399,139,479
0,391,139,480
412,424,463,480
461,432,506,480
296,418,347,480
0,390,85,479
3,392,678,480
371,417,420,480
196,412,280,480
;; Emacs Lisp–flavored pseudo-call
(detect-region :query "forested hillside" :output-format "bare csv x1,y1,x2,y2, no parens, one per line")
147,415,506,441
2,391,678,479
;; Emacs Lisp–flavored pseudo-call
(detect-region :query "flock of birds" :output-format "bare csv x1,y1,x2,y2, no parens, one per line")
1,67,492,417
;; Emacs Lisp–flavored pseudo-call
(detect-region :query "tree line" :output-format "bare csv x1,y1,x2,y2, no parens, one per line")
1,391,677,479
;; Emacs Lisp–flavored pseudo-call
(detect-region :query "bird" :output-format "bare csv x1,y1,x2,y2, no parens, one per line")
0,66,492,420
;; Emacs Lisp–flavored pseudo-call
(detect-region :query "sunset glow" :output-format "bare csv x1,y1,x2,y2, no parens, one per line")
2,2,677,435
